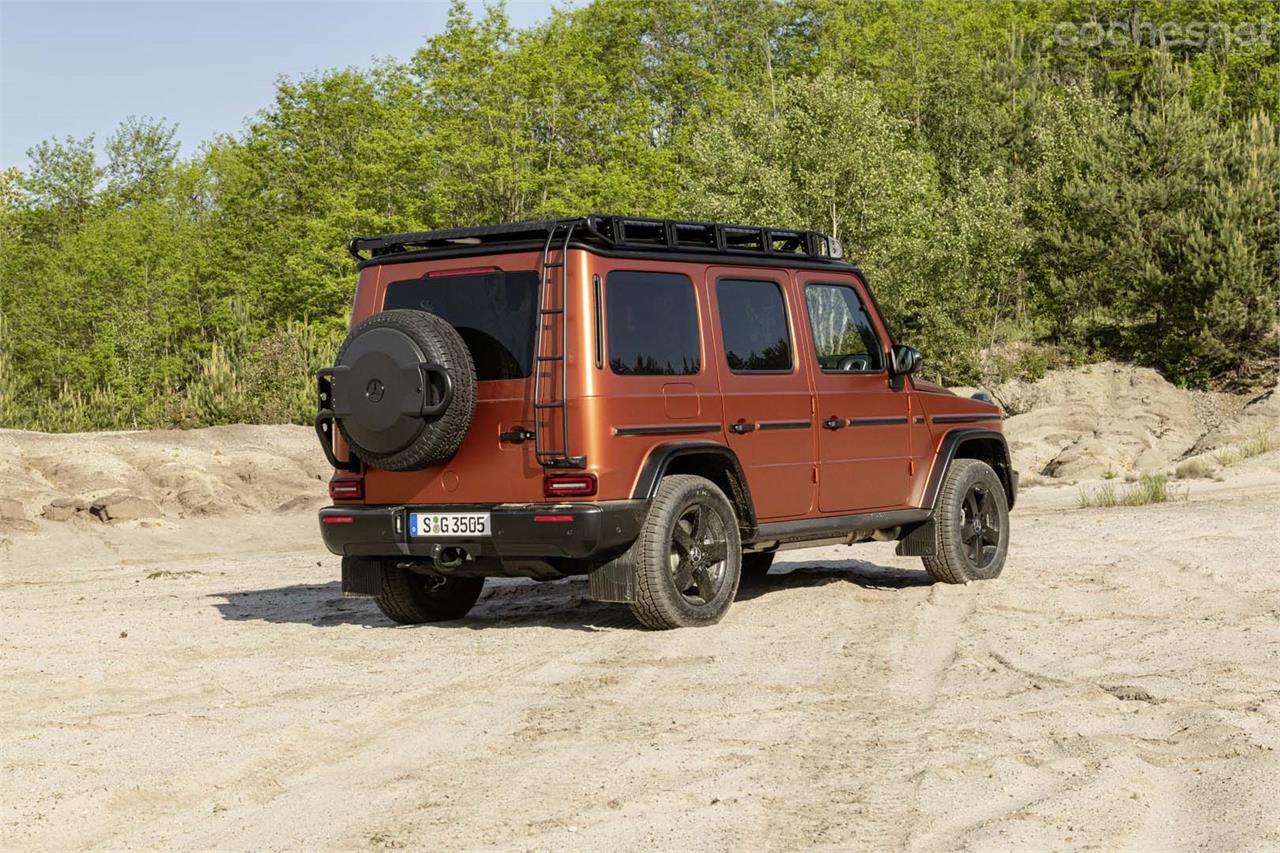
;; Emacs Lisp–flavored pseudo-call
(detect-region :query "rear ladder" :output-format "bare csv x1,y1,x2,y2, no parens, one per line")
533,221,586,468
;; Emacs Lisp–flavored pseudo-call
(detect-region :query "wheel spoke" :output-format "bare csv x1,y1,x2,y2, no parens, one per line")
689,504,708,540
673,558,694,591
702,542,728,563
965,491,980,518
961,521,978,544
981,526,1000,546
692,565,717,601
671,524,694,555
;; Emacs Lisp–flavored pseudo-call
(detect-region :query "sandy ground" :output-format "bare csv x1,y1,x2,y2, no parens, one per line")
3,451,1278,851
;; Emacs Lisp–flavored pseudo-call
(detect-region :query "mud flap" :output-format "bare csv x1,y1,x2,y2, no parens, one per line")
895,518,937,557
588,559,635,603
342,558,384,597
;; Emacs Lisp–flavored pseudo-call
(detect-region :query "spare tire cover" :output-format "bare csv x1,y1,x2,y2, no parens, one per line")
333,309,476,471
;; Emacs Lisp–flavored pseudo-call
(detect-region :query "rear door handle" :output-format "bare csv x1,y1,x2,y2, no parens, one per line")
823,417,846,430
729,421,758,434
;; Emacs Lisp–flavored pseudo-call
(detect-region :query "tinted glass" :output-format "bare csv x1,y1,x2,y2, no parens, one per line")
805,284,884,372
716,279,792,372
607,271,700,376
383,270,538,381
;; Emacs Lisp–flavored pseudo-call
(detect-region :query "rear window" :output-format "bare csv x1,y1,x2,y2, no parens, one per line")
606,271,700,376
716,278,792,372
383,270,539,381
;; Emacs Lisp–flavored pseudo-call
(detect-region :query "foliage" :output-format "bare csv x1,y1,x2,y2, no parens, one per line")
0,0,1275,431
1077,473,1187,507
1214,431,1280,466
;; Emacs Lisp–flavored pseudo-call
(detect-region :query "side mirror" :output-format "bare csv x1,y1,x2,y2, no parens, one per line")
890,344,922,376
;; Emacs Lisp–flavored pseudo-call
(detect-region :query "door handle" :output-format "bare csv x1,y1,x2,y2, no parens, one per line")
499,427,536,443
822,417,846,430
729,421,758,434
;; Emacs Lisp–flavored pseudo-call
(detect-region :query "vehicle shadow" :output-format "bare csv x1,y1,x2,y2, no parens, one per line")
211,558,931,630
737,557,934,601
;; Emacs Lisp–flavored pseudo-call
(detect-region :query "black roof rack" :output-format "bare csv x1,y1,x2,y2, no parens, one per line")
347,215,845,264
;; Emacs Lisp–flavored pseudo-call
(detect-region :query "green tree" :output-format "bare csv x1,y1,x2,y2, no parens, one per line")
104,116,180,205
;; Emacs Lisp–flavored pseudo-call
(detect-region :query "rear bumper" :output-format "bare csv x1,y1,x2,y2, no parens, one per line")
318,501,647,562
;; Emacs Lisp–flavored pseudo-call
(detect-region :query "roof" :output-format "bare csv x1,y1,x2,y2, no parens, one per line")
348,215,852,270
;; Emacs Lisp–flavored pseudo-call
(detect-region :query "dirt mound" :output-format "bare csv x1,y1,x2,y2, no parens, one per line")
992,362,1278,480
0,424,327,524
0,362,1272,522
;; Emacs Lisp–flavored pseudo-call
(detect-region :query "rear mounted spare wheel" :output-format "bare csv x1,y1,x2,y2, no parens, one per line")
329,309,476,471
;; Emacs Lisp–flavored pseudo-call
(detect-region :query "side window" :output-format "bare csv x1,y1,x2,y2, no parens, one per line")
804,283,885,373
606,271,700,375
715,278,792,372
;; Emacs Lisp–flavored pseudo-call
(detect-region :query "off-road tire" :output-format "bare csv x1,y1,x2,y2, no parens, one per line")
740,551,776,578
922,458,1009,584
625,475,742,630
370,560,486,624
335,309,476,471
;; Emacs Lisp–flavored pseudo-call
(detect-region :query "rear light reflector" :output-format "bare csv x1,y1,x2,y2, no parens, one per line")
322,515,354,524
329,478,364,500
534,514,575,523
543,473,597,498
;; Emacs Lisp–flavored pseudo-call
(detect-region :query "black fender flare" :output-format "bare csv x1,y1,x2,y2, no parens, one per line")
897,428,1016,559
630,441,757,536
921,428,1017,510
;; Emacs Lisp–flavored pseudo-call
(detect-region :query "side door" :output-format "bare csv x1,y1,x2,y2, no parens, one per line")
707,268,816,520
797,274,913,512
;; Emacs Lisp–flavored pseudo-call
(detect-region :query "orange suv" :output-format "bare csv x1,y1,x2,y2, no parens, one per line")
316,215,1016,629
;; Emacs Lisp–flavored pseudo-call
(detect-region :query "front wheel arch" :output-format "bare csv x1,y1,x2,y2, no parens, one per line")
924,429,1017,510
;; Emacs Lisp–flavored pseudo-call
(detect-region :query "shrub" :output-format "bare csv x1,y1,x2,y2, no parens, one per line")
1077,474,1186,508
1174,457,1215,480
240,320,345,425
1215,432,1280,466
184,342,253,427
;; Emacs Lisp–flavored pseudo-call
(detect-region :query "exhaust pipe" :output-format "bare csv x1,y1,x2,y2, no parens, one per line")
430,544,467,571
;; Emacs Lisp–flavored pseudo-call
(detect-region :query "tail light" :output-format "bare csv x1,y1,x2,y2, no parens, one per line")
329,477,364,501
543,473,597,498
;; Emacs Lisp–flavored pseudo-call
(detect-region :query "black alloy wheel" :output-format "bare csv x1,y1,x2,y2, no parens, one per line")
669,502,731,605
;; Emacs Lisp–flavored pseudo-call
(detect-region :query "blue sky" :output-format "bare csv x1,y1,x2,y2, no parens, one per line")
0,0,558,168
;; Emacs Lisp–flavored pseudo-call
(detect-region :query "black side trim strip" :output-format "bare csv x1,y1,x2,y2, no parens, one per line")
757,419,811,431
930,413,1003,424
614,423,721,437
751,508,930,544
846,416,909,427
914,415,926,424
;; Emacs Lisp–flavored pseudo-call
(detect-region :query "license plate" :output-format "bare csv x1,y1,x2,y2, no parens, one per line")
409,512,490,538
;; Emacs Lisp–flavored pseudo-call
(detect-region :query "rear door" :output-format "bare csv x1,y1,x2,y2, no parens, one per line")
797,273,913,512
361,259,546,505
707,268,816,520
